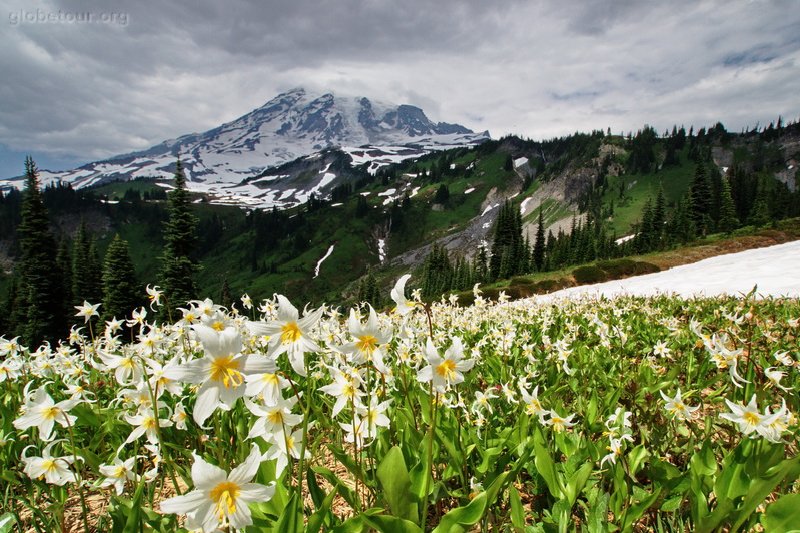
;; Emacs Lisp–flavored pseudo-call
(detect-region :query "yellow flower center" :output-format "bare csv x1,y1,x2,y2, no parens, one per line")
267,410,284,425
262,373,279,385
280,322,302,344
211,321,226,332
743,411,760,426
143,416,156,430
114,465,128,478
42,459,58,473
210,356,244,388
43,406,60,420
356,335,378,354
435,359,457,380
209,481,240,520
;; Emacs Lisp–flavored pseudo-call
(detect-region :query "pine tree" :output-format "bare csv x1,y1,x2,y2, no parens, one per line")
689,163,713,236
220,278,233,309
16,156,66,345
56,238,74,323
533,210,546,272
717,177,739,233
748,177,771,227
102,234,141,322
160,159,199,314
72,221,102,305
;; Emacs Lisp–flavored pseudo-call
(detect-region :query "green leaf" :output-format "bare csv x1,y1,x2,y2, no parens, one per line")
377,446,418,522
0,513,18,533
275,493,303,533
363,515,424,533
306,485,339,533
533,430,564,499
122,480,145,533
626,444,649,477
586,492,609,533
762,492,800,533
432,492,487,533
509,486,525,530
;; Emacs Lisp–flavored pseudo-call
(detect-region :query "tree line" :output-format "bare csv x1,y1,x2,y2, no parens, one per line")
1,157,198,345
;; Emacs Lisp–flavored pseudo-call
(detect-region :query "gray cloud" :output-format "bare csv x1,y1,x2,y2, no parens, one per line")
1,0,798,176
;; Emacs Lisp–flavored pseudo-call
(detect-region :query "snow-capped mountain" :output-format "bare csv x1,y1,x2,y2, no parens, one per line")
0,88,489,206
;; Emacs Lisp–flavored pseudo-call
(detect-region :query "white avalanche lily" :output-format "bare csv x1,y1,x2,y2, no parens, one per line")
248,295,322,376
13,388,79,441
660,389,700,421
22,441,76,486
160,445,275,533
417,337,474,393
390,274,417,316
164,325,260,427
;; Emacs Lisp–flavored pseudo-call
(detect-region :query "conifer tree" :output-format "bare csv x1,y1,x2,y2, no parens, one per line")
220,278,233,309
533,210,546,272
17,156,66,345
160,159,199,314
102,234,141,322
717,177,739,233
748,177,771,227
72,221,103,305
56,238,74,323
689,163,713,236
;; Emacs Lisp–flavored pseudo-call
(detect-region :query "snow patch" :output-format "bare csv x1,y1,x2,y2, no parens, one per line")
615,234,636,245
520,197,532,215
409,186,421,198
378,239,386,263
314,244,335,279
481,203,498,217
537,240,800,301
464,187,475,194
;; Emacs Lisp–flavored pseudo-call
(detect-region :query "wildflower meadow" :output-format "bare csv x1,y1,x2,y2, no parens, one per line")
0,277,798,532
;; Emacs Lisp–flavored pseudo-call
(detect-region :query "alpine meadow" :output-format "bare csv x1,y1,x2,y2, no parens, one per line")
1,1,800,532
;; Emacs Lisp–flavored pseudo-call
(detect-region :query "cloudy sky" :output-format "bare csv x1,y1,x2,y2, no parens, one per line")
1,0,798,177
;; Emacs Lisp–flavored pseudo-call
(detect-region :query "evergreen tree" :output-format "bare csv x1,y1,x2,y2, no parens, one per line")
16,156,66,345
533,210,546,272
160,159,199,314
689,163,713,236
72,221,103,305
56,238,74,323
434,183,450,205
717,177,739,233
748,177,771,227
220,278,233,309
102,234,141,322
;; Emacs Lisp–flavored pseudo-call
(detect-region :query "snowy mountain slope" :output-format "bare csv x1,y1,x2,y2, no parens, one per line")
0,88,489,208
535,240,800,301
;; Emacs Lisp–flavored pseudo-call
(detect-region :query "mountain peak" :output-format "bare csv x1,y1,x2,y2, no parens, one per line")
1,87,490,200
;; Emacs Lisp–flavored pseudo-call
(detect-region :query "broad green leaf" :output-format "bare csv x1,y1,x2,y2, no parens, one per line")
377,445,418,522
533,430,564,499
363,515,423,533
275,493,303,533
0,513,17,533
762,492,800,533
122,480,145,533
307,485,339,533
586,492,609,533
509,486,526,530
432,492,487,533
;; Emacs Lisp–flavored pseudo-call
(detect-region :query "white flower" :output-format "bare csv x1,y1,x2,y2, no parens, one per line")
160,445,275,533
541,409,576,433
390,275,417,316
74,301,100,323
659,389,699,421
99,456,138,495
248,295,322,376
338,306,392,369
417,337,475,393
165,325,259,426
764,367,791,391
22,441,76,486
146,285,163,310
519,385,546,417
652,340,672,359
601,437,624,467
262,427,309,478
124,405,172,445
720,395,774,438
14,388,79,441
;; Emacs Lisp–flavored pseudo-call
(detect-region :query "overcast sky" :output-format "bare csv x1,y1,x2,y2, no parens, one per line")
1,0,798,177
